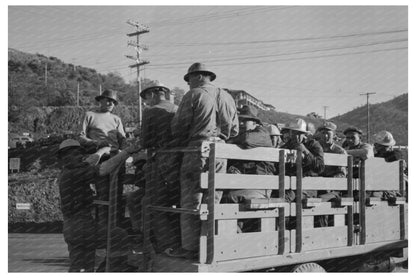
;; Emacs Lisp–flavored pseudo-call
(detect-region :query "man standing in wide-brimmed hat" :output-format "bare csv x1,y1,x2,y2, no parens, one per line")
169,62,238,259
135,81,182,253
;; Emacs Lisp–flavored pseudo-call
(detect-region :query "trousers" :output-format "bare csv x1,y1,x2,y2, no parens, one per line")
180,140,226,252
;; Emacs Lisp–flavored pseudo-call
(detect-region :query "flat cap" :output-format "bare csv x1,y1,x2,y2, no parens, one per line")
343,126,363,135
317,121,337,132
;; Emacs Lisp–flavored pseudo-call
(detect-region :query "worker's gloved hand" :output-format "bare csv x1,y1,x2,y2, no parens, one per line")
98,146,112,155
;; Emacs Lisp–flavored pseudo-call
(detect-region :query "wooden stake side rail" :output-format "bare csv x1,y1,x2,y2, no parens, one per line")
144,142,407,272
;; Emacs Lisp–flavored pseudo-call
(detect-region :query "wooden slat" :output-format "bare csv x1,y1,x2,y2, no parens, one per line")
364,158,400,190
214,203,290,220
359,162,366,245
292,226,349,252
323,153,349,167
302,177,348,190
217,219,238,235
200,173,290,190
334,214,345,226
295,150,303,253
365,203,401,243
347,156,354,246
206,144,217,264
290,202,348,216
261,218,276,232
213,143,285,162
214,232,282,261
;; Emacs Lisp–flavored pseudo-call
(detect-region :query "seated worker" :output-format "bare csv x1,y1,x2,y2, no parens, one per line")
57,139,141,272
267,124,282,148
372,130,404,200
224,105,275,232
279,118,325,201
315,121,347,178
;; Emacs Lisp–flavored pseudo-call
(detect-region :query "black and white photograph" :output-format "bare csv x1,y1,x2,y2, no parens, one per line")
7,2,409,273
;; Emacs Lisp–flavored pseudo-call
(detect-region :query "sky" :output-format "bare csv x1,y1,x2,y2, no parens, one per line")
7,4,408,118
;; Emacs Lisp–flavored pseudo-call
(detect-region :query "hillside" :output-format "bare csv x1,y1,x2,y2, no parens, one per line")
330,94,408,145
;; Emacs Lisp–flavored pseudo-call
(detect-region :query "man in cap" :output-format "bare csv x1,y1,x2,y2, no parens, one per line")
315,121,347,178
56,139,140,272
169,62,238,258
267,124,282,148
79,89,127,248
279,118,325,201
138,81,182,253
342,127,374,163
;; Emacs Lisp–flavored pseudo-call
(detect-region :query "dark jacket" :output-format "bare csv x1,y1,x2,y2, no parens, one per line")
228,125,275,175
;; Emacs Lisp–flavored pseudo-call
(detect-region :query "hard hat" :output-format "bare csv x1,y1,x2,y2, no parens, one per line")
57,139,83,155
267,124,281,136
317,121,337,132
282,118,308,133
184,62,216,82
343,126,363,135
95,89,118,105
238,105,261,124
374,130,396,146
140,80,170,99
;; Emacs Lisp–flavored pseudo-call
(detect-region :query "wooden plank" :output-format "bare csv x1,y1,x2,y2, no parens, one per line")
301,177,348,190
365,202,401,243
261,218,276,232
299,226,349,252
347,156,354,246
217,219,238,235
295,150,303,253
244,198,286,209
303,216,314,229
200,173,290,190
334,214,345,226
206,144,217,264
279,150,286,199
364,158,400,190
323,153,349,167
290,202,348,216
214,203,290,220
359,161,366,245
213,143,285,162
214,232,281,261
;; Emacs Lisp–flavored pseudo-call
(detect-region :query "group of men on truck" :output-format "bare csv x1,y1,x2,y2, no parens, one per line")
56,62,405,271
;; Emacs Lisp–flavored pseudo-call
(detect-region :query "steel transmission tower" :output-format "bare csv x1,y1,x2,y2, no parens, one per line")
126,20,150,128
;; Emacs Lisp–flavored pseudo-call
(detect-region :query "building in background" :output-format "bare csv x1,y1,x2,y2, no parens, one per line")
224,89,275,111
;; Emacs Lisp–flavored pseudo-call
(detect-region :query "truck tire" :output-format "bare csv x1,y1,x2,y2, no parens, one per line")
292,263,326,272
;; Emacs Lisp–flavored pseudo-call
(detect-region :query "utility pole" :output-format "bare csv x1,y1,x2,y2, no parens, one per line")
323,106,329,120
360,92,376,143
77,82,80,107
44,62,48,86
126,20,149,128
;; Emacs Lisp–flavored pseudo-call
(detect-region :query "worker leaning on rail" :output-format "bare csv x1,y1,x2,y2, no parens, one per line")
78,89,127,246
139,80,182,253
279,118,325,201
56,139,141,272
168,62,239,259
372,130,404,200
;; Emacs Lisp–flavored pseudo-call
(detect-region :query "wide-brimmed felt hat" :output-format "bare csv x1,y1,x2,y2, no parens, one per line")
184,62,216,82
56,139,84,156
95,89,118,105
140,80,170,99
374,130,396,146
282,118,308,133
343,126,363,135
317,121,337,132
238,105,261,124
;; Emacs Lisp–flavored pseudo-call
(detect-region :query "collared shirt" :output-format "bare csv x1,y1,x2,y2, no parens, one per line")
322,142,347,177
141,100,178,149
228,125,275,175
79,110,126,150
171,82,238,145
